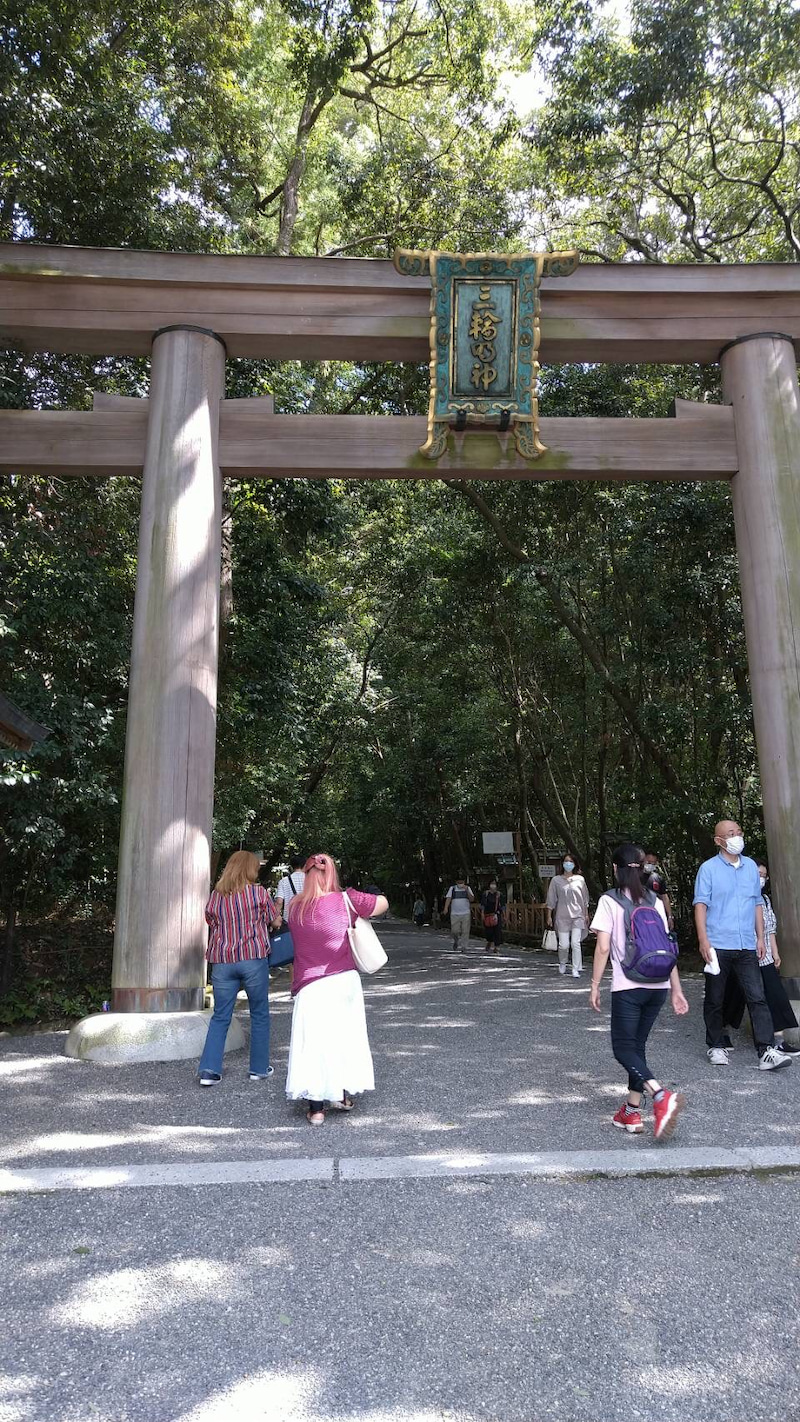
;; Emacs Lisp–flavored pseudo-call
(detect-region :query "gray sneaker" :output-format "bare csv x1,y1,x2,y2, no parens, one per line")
707,1047,729,1066
758,1046,792,1071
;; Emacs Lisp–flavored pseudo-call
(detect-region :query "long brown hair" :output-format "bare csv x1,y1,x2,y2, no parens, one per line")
214,850,261,896
288,854,341,924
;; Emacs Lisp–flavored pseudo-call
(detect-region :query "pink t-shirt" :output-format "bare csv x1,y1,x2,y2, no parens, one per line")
288,888,378,996
590,891,671,992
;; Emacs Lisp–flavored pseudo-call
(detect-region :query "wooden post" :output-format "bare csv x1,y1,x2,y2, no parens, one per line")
112,325,226,1011
721,332,800,1006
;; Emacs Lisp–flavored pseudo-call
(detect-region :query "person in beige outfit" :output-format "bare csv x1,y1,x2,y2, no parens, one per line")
546,855,590,977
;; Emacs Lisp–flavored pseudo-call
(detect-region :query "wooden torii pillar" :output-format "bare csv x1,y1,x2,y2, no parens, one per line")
1,246,800,1051
114,325,225,1012
721,333,800,1015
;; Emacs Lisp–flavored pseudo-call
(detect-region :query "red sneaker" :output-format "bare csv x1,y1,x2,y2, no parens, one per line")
652,1090,685,1141
612,1103,644,1134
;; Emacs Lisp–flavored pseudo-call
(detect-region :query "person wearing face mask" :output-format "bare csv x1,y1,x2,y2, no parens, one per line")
694,820,791,1071
720,862,800,1057
590,843,688,1139
643,851,675,932
546,854,590,977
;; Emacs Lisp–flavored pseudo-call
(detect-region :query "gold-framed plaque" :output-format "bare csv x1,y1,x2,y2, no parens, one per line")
393,248,579,459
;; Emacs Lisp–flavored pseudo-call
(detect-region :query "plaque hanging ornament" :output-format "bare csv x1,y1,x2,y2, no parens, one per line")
393,248,579,460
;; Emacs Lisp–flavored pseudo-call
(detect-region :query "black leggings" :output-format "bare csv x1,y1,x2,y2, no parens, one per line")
610,988,668,1093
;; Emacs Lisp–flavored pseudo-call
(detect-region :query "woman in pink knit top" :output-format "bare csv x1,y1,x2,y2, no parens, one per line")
287,854,388,1125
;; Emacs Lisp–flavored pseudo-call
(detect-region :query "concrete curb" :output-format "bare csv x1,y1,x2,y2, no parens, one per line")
2,1145,799,1194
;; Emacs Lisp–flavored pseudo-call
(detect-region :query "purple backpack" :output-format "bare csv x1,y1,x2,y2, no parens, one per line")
610,889,679,983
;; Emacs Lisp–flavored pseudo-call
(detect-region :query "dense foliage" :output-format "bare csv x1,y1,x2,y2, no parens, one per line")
2,0,798,1013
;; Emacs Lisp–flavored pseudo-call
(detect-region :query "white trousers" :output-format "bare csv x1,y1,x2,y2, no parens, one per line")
557,924,583,972
451,913,471,949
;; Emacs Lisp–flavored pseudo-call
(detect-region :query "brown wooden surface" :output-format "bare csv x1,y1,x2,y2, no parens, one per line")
0,405,737,481
112,327,225,1012
471,902,549,938
2,243,800,363
722,335,800,986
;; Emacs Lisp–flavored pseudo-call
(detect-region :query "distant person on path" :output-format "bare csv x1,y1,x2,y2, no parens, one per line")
643,850,675,931
444,874,474,953
694,820,791,1072
546,855,589,977
286,854,388,1125
413,895,426,928
274,855,305,926
590,843,688,1140
481,880,504,954
720,860,800,1058
198,851,279,1087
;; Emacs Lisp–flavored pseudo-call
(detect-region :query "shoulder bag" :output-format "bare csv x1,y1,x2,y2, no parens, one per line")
343,891,388,975
269,882,294,967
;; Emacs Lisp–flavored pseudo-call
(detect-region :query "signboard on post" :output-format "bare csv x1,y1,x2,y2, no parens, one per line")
482,831,514,855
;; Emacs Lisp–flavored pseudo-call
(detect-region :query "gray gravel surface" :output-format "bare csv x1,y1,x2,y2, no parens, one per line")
1,928,797,1170
1,1172,798,1422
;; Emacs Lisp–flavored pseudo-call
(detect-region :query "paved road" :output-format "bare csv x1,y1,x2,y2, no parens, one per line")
1,926,799,1421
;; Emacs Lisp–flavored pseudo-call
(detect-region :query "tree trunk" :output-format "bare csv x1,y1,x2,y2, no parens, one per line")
1,898,16,997
276,92,330,256
511,723,545,899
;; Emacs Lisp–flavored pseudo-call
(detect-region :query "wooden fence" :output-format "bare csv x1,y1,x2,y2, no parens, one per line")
471,902,549,941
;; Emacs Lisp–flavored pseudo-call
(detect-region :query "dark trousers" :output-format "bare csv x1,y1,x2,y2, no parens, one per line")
722,962,799,1035
704,950,774,1054
610,988,668,1093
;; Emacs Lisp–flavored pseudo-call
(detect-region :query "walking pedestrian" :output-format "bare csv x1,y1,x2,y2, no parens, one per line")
444,874,474,953
546,854,589,977
412,894,426,928
643,850,675,931
274,855,305,925
720,861,800,1057
198,851,279,1086
286,854,388,1125
695,820,791,1071
481,879,504,953
590,843,688,1139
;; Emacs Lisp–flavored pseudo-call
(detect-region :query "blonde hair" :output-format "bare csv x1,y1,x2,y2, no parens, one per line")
214,850,261,896
288,854,341,924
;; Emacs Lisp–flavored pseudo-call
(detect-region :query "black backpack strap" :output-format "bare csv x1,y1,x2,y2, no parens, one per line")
287,874,297,895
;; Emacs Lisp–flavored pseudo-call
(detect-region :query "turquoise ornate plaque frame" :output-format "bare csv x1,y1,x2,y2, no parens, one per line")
393,248,579,459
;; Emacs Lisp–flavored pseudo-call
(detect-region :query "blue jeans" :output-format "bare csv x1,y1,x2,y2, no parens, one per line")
199,958,270,1076
610,988,668,1093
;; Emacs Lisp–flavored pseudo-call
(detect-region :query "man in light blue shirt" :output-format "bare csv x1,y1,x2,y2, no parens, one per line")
694,819,790,1071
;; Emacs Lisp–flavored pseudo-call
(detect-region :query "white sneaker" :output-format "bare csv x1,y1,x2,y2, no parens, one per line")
758,1045,793,1071
558,965,566,975
572,969,580,978
707,1047,729,1065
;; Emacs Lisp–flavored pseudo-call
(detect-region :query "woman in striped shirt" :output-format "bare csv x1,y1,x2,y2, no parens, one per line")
198,851,279,1086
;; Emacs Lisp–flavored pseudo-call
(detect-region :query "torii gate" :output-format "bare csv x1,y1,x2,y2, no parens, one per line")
1,243,799,1056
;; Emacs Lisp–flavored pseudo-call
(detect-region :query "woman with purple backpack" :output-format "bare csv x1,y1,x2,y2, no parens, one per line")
590,843,689,1140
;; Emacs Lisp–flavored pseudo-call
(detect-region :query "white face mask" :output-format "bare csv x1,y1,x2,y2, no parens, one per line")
724,835,744,856
759,876,767,887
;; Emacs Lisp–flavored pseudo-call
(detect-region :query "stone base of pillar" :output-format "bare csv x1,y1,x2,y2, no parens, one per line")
64,1010,245,1064
785,1001,800,1049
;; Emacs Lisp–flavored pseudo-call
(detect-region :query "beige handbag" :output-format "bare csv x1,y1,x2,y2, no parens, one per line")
343,892,388,974
542,928,558,953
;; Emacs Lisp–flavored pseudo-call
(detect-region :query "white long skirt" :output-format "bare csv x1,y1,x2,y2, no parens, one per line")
286,970,375,1102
